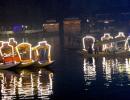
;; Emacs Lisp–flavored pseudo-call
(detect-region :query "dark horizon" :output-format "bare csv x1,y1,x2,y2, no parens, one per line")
0,0,130,25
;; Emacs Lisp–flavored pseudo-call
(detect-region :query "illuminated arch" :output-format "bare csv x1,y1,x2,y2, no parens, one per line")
125,36,130,51
82,35,95,51
115,32,125,38
16,43,32,61
0,42,14,57
9,38,17,46
101,33,113,51
101,33,113,41
35,41,51,62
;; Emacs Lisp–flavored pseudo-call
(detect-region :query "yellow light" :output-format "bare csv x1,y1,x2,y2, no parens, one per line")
9,38,17,46
82,35,95,51
16,43,32,62
0,42,14,58
35,41,52,62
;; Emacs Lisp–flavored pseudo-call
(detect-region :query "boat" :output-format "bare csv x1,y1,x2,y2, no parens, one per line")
16,42,35,68
0,42,20,69
101,33,114,52
32,41,54,67
9,38,21,62
82,35,95,52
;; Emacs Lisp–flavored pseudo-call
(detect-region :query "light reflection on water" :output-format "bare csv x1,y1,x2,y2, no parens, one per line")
0,68,53,100
83,57,130,89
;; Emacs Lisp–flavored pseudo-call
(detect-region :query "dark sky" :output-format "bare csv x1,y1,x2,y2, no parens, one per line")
0,0,130,24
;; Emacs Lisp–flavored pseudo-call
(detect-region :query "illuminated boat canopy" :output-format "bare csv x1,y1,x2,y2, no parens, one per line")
16,43,32,62
9,38,17,47
101,33,113,41
82,35,95,51
101,33,113,51
35,41,52,62
115,32,125,38
0,42,14,57
125,36,130,51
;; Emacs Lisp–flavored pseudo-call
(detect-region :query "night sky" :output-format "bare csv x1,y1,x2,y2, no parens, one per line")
0,0,130,24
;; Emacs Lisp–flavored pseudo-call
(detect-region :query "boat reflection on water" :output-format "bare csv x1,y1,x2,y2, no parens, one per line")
102,57,130,86
0,68,53,100
83,56,130,90
83,57,96,87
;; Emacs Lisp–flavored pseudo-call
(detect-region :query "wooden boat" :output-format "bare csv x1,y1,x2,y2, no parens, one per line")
16,42,35,68
32,41,54,67
9,38,21,62
0,42,20,69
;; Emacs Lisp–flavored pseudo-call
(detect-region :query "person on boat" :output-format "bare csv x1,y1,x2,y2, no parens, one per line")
94,46,99,54
39,48,48,63
88,45,93,54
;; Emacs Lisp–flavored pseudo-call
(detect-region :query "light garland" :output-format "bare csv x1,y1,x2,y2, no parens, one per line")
101,33,113,51
16,43,32,62
82,35,95,51
35,41,51,62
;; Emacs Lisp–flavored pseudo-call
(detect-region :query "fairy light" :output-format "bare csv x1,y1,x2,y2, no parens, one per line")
35,41,52,62
0,42,14,58
115,32,125,38
125,36,130,51
9,38,17,47
82,35,95,51
16,43,32,62
101,33,113,51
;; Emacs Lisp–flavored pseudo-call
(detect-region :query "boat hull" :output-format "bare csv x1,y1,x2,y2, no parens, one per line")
0,63,20,69
17,61,35,68
34,61,54,67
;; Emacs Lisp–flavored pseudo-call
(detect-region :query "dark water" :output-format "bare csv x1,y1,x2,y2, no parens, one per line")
1,35,130,100
1,50,130,100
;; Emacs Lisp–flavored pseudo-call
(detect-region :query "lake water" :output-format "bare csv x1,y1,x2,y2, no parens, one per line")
1,35,130,100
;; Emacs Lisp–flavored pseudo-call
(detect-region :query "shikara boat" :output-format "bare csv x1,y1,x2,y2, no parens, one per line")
32,41,54,67
0,42,20,69
9,38,21,62
16,42,35,68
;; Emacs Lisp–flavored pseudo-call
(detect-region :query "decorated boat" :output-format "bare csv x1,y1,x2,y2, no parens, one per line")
16,42,35,68
0,42,20,69
32,40,54,67
0,41,3,64
9,38,21,62
114,32,126,53
101,33,114,52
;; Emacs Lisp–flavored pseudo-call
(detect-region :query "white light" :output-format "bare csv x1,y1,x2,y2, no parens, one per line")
104,20,109,24
101,33,113,51
35,41,52,62
0,42,15,63
115,32,125,38
82,35,95,51
125,36,130,51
